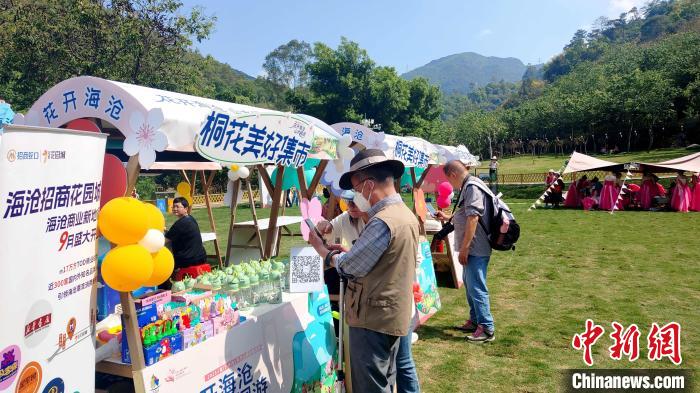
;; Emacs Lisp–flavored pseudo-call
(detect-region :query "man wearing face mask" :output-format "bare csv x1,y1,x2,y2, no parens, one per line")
308,149,419,393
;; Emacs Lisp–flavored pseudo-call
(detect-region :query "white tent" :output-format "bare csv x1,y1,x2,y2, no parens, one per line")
17,76,340,169
641,152,700,173
562,151,621,174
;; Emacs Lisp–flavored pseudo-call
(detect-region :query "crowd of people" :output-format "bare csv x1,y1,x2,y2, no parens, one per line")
544,170,700,212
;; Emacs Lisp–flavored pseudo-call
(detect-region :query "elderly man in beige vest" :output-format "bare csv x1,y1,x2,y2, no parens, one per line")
308,149,419,393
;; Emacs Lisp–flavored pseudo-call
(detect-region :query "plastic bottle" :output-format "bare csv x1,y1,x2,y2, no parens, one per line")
249,273,259,306
270,271,283,304
260,271,271,303
229,277,240,305
238,274,251,311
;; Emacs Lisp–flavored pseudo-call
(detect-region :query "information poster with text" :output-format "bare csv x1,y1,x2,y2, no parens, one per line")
0,126,106,393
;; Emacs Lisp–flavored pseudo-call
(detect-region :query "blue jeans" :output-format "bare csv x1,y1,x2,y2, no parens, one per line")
464,255,494,332
396,331,420,393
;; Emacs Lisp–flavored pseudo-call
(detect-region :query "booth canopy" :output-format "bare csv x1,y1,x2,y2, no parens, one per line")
18,76,339,169
640,152,700,174
563,152,622,174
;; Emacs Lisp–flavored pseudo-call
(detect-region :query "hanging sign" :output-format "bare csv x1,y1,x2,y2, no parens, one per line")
196,112,314,168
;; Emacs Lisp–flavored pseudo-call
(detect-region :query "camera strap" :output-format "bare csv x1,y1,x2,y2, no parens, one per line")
445,176,469,224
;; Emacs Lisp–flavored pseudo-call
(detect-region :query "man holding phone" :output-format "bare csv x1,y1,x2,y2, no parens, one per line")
307,149,419,393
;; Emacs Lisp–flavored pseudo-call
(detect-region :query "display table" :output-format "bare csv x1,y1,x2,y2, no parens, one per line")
227,216,303,265
426,222,463,288
97,292,336,393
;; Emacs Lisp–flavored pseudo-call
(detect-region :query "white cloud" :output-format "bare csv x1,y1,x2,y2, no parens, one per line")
477,29,493,39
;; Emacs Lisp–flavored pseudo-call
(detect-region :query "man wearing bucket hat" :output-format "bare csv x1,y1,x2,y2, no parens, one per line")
308,149,419,393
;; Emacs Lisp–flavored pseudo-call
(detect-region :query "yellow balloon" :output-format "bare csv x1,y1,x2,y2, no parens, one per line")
98,197,149,245
143,248,175,286
185,195,194,206
339,199,348,212
143,202,165,230
101,245,154,292
176,182,191,196
230,164,239,171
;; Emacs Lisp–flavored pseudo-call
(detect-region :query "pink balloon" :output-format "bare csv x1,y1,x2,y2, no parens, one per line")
437,182,453,198
437,196,452,209
300,197,324,241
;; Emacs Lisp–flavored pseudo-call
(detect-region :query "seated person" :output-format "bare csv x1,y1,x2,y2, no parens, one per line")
545,177,565,207
315,191,367,296
165,197,209,281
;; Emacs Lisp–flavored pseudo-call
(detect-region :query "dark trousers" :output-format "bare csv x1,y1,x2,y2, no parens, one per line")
349,327,400,393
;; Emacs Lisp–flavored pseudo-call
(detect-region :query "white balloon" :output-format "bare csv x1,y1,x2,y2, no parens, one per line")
228,170,240,181
238,166,250,179
138,229,165,253
448,192,455,200
339,134,352,147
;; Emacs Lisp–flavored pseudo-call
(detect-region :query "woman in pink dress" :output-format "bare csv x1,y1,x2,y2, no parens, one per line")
598,174,618,211
639,173,656,210
690,174,700,212
564,178,580,208
671,172,692,212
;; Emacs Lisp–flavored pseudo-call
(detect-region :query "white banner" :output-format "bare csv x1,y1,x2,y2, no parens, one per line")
0,125,106,393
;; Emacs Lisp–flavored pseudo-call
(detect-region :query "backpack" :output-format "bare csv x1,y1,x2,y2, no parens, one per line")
466,180,520,251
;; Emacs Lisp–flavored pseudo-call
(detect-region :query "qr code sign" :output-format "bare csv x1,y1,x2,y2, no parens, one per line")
291,255,321,284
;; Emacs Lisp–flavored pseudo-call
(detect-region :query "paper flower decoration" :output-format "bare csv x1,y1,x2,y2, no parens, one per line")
300,197,323,241
227,164,250,181
337,134,354,160
124,108,168,170
321,157,350,196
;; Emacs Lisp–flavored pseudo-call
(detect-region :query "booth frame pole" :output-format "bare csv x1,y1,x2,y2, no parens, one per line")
247,179,265,256
201,170,223,268
306,160,328,200
225,179,242,265
264,165,285,259
121,154,147,371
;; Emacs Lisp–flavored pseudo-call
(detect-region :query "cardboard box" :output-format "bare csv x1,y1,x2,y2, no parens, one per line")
134,290,172,313
135,303,158,328
183,320,214,349
171,289,212,305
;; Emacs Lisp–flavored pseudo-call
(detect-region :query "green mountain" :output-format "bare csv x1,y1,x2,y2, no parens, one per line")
402,52,529,95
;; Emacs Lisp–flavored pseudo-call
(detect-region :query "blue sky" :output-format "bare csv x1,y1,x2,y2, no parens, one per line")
181,0,648,77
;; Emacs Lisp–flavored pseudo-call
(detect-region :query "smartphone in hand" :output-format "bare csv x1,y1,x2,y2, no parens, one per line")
426,203,437,217
304,218,324,240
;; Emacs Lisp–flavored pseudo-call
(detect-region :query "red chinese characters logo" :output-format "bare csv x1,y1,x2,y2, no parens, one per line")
647,322,682,365
572,319,605,366
609,322,640,361
572,320,682,366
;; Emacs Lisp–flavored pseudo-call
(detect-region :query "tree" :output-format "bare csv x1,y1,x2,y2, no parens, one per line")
0,0,215,110
262,39,312,89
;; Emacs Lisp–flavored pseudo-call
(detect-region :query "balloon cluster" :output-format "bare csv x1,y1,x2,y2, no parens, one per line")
98,197,174,292
227,164,250,181
175,182,193,206
437,182,454,209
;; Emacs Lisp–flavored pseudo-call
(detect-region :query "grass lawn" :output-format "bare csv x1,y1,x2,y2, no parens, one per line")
178,201,699,392
487,148,694,174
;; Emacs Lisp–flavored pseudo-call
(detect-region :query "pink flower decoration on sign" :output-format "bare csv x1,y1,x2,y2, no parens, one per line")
300,197,323,241
124,108,168,169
